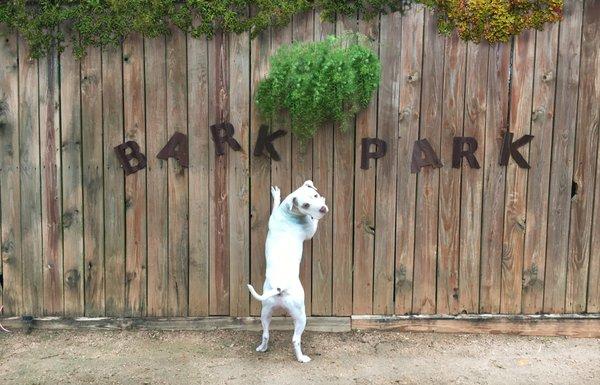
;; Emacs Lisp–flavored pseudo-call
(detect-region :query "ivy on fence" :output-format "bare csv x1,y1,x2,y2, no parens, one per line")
0,0,563,59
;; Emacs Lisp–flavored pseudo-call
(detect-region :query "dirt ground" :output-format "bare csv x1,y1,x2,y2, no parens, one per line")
1,329,598,385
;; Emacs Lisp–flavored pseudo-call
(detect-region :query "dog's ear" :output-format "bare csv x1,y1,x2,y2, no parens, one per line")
304,180,317,191
292,196,298,207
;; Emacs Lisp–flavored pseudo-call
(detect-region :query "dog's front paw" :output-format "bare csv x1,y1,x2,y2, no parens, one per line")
297,355,311,363
271,186,280,199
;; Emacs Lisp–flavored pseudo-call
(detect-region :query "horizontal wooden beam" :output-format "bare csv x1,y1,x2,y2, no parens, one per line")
1,314,598,338
0,316,350,332
351,314,600,338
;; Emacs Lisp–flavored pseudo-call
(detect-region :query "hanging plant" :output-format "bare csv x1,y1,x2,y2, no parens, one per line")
255,33,381,143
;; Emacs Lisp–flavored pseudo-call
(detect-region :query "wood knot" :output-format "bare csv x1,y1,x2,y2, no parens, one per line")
542,71,554,82
66,269,81,288
407,72,420,83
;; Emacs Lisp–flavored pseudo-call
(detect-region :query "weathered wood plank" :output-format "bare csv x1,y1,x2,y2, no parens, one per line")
19,37,43,315
40,36,63,315
395,7,423,315
60,27,84,317
0,316,352,333
351,15,378,316
373,12,400,315
331,14,359,317
459,42,488,314
522,25,558,314
144,36,169,316
291,11,315,315
351,315,600,338
229,21,251,317
81,46,105,316
123,33,147,316
264,17,292,318
102,44,126,316
250,12,272,315
437,33,466,315
566,0,599,313
0,27,21,315
249,15,271,317
544,1,584,313
479,43,510,313
412,12,444,315
166,26,189,316
588,0,600,314
209,30,230,315
188,34,210,316
312,11,334,316
501,30,535,314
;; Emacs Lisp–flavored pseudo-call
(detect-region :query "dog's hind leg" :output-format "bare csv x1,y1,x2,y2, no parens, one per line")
290,306,310,363
256,302,274,352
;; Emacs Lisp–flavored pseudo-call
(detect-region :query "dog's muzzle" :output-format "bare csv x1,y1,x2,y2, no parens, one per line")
319,205,328,214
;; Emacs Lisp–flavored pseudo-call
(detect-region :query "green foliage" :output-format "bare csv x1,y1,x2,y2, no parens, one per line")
0,0,414,58
0,1,564,59
420,0,563,43
255,34,380,142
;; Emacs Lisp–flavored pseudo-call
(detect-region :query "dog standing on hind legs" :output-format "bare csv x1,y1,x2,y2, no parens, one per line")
247,180,329,363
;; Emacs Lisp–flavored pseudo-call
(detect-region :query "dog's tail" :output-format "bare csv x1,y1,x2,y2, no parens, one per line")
247,284,284,301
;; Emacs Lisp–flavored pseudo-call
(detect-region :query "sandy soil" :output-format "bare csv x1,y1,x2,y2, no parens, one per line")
1,329,598,384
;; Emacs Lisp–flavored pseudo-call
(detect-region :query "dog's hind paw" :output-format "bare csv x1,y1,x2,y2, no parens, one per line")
256,343,268,352
297,355,311,363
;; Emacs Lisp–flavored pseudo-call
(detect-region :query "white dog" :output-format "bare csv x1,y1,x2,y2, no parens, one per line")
247,180,328,363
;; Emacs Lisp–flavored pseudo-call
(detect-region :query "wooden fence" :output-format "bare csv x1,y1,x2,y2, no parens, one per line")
0,1,599,320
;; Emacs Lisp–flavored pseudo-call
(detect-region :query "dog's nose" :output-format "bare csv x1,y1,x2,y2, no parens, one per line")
319,206,328,214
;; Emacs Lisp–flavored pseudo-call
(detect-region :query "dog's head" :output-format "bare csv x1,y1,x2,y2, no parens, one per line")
291,180,329,220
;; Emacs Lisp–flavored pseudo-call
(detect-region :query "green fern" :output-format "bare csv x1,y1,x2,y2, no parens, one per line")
255,33,380,142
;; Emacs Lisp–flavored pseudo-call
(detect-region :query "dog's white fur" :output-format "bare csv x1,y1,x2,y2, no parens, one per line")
247,180,328,363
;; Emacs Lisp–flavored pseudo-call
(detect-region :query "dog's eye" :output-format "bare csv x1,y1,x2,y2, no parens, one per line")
314,194,318,198
302,203,310,209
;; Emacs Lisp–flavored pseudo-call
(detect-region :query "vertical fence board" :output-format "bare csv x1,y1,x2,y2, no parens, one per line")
395,7,423,315
19,38,43,315
229,23,250,317
585,0,600,313
144,37,169,316
437,33,466,315
501,31,535,314
459,42,488,314
412,12,444,315
0,28,22,315
479,43,510,313
209,30,230,315
352,16,378,316
544,1,583,313
166,27,189,316
60,29,84,316
102,45,125,316
290,12,316,315
81,46,105,316
566,0,599,313
522,25,558,314
373,12,400,315
267,21,292,317
123,34,147,316
40,39,63,315
458,43,489,313
188,34,210,316
312,11,334,316
249,17,271,317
